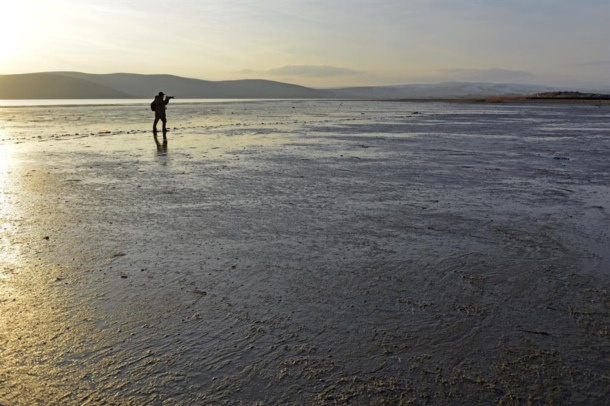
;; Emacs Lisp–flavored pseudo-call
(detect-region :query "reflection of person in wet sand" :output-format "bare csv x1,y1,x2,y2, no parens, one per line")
154,134,168,155
152,91,173,136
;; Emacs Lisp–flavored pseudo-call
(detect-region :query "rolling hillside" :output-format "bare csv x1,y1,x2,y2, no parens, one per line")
0,72,333,99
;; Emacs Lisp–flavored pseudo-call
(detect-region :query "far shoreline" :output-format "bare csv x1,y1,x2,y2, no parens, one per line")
385,96,610,104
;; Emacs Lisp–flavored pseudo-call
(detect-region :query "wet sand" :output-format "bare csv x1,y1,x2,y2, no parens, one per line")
0,100,609,404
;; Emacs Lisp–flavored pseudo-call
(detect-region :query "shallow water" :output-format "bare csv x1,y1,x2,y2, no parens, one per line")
0,100,609,404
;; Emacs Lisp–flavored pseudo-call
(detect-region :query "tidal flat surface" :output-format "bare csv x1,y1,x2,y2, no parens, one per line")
0,100,609,404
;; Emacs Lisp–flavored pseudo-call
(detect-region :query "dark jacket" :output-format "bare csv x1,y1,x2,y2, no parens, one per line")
154,95,170,115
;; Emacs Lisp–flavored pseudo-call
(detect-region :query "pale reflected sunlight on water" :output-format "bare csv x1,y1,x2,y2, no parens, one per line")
0,148,104,403
0,145,19,268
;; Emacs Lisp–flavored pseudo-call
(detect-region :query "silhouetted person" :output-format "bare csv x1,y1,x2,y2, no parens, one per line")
152,91,173,135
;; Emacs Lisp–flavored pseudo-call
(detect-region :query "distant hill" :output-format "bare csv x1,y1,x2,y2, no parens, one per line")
0,72,133,99
0,72,604,100
0,72,333,99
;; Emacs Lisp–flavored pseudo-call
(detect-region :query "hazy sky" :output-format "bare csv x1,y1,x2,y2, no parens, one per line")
2,0,609,87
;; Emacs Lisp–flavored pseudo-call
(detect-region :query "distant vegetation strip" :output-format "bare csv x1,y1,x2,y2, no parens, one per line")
527,91,610,100
471,92,610,104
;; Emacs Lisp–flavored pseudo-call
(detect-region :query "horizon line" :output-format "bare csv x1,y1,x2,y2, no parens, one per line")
1,70,609,91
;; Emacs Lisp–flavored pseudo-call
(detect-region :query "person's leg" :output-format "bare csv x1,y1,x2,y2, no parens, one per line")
153,116,160,132
161,117,167,132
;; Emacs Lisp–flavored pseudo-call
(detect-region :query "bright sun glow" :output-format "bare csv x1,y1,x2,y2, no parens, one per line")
0,4,23,53
0,1,44,66
0,2,30,60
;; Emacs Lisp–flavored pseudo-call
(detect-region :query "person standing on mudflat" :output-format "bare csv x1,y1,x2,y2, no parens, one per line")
152,91,173,135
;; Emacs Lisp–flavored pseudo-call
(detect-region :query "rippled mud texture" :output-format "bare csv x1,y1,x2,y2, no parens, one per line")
0,101,609,404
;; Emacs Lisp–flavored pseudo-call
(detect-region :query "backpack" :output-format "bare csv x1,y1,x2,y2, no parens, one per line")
150,100,156,111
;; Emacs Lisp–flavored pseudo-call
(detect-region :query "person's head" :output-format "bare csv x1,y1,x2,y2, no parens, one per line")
158,91,164,97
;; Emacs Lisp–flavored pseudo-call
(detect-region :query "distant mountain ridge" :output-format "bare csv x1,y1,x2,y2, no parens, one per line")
0,73,134,99
0,71,604,100
0,72,330,99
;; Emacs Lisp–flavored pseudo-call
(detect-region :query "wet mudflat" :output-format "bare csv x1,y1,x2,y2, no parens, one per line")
0,100,608,404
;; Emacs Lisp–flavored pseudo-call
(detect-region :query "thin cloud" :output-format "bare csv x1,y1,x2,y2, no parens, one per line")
265,65,363,78
570,60,610,67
